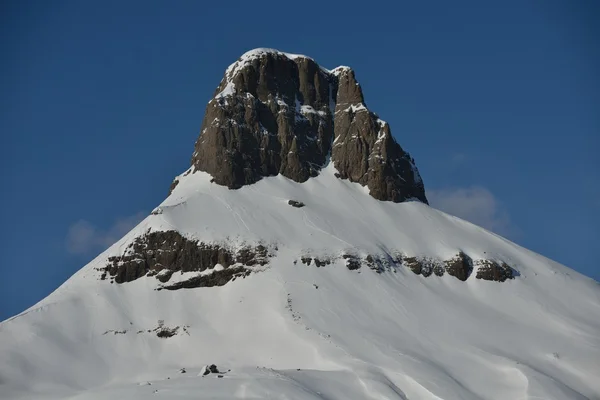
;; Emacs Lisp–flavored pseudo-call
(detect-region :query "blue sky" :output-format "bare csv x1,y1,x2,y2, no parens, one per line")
1,1,598,320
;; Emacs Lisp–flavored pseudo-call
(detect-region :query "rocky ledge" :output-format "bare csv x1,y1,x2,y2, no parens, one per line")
98,230,273,288
99,230,516,288
183,48,427,204
298,251,516,282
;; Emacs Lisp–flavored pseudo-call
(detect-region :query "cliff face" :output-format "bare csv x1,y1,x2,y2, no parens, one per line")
189,48,427,204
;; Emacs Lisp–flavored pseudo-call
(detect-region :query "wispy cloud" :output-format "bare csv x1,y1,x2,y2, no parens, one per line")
427,187,517,238
65,212,146,255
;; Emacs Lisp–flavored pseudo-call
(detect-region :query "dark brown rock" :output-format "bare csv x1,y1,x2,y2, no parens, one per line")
313,258,331,267
102,231,272,287
301,257,312,266
168,178,179,195
402,256,420,275
236,244,269,266
156,269,174,283
403,256,427,275
403,252,515,283
186,49,427,204
161,267,250,290
444,252,473,281
331,67,427,204
191,50,334,189
343,254,361,270
288,200,305,208
156,326,179,338
475,260,515,282
402,256,444,278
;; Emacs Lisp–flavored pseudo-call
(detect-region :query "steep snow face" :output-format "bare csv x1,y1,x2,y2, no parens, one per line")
1,167,600,400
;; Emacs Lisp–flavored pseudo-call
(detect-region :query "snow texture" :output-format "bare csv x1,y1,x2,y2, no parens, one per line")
1,164,599,399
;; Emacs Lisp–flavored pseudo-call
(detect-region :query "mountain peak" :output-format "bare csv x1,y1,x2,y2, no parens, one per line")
186,49,428,204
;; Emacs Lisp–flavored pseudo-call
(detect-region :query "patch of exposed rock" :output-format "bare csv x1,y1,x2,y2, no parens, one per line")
401,255,445,277
100,230,272,288
401,253,515,282
331,67,427,203
192,50,335,190
475,260,515,282
342,254,361,270
297,251,515,283
444,252,473,281
299,256,331,267
188,49,427,204
200,364,222,376
288,200,305,208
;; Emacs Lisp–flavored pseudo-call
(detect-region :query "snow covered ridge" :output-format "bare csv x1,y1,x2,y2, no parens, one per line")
92,165,524,292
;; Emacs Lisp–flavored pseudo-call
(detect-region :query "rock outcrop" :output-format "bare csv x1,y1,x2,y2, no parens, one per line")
475,260,515,282
101,235,517,287
400,253,511,282
444,252,473,281
188,49,427,204
101,230,272,287
331,67,426,203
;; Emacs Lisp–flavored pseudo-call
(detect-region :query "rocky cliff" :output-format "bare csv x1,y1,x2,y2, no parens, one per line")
188,48,427,204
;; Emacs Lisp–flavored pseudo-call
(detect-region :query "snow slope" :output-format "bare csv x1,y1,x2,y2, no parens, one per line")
1,164,599,399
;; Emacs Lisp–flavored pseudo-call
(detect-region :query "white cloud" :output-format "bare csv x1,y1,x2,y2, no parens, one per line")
66,212,146,255
427,187,516,237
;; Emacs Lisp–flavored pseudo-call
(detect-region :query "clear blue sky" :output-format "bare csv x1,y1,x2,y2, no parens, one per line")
1,1,598,320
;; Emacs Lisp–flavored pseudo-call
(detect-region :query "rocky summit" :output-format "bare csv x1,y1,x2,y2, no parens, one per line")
188,48,427,204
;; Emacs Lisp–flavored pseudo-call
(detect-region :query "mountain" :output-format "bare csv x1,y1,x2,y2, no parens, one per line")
1,48,599,400
188,48,427,203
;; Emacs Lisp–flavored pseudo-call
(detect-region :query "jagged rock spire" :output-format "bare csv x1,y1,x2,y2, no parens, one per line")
189,48,427,204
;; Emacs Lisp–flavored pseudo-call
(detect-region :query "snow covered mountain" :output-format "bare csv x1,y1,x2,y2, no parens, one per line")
1,49,599,400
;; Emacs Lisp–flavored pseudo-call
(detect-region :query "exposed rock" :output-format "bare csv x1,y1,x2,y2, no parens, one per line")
444,252,473,281
343,254,361,271
475,260,515,282
155,269,174,283
191,50,334,189
160,267,251,291
403,252,516,282
365,254,387,273
103,330,127,335
288,200,305,208
200,364,221,376
101,231,272,288
331,67,427,203
403,256,444,277
155,322,179,338
146,269,158,277
236,244,270,266
151,207,163,215
156,328,178,338
168,178,179,195
187,49,427,204
313,257,331,267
